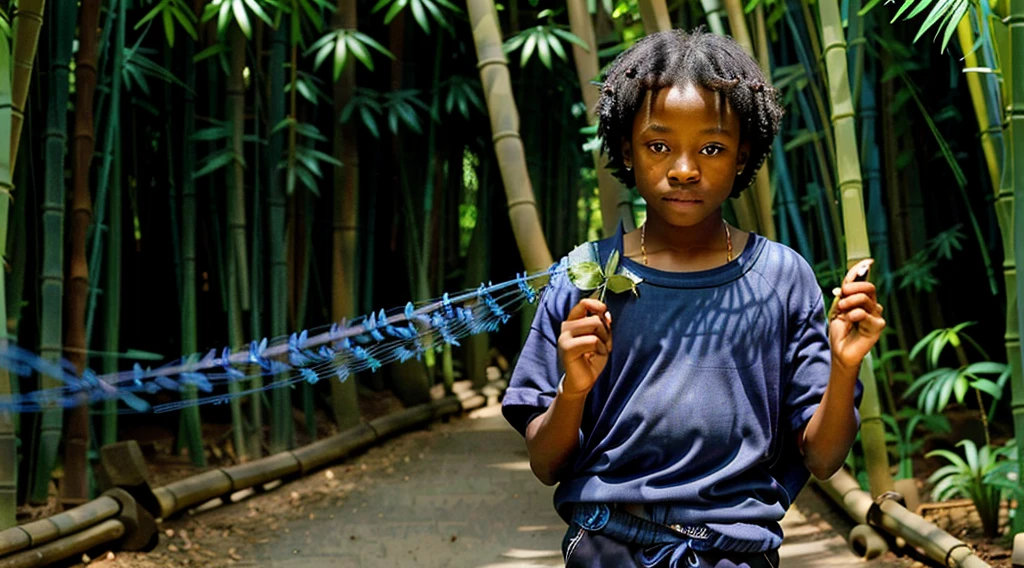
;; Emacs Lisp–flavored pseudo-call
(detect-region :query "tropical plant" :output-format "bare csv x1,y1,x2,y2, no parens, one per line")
904,322,1009,445
881,408,951,479
502,10,589,70
926,439,1011,537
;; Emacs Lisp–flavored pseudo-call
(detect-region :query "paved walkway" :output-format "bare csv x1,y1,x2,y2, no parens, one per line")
238,404,898,568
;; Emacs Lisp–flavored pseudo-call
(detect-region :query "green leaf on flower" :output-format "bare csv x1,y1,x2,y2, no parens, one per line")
606,275,635,295
567,261,604,290
603,249,620,279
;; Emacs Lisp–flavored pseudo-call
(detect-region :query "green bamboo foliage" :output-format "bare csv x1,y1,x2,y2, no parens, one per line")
566,0,635,236
331,0,361,429
0,28,17,531
722,0,776,241
62,0,102,507
29,0,78,505
1007,0,1024,533
466,0,554,272
816,0,892,496
9,0,45,174
227,22,250,461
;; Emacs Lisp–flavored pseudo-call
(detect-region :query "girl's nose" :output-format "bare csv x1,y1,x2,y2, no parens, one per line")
667,155,700,184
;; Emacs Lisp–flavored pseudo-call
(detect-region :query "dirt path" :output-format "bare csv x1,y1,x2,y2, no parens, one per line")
82,403,917,568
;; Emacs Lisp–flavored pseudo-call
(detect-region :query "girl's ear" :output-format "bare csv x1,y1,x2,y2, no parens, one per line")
736,141,751,174
621,138,633,169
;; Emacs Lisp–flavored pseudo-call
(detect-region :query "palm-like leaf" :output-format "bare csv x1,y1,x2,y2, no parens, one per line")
136,0,198,47
503,25,589,69
371,0,464,34
341,87,384,138
440,75,485,119
306,29,394,79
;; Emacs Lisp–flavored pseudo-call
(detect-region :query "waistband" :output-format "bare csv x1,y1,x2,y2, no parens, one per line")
570,503,776,554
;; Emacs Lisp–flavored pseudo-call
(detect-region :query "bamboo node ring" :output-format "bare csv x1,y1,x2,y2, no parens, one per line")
492,130,520,144
476,57,507,69
506,198,537,211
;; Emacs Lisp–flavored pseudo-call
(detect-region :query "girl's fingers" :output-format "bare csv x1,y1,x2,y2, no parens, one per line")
560,335,609,359
842,259,873,284
566,299,609,322
562,315,611,343
837,293,876,313
839,281,876,298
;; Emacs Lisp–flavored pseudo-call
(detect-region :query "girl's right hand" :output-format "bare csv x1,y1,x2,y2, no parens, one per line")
557,299,613,398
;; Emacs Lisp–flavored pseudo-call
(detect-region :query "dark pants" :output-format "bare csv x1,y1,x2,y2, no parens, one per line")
561,504,780,568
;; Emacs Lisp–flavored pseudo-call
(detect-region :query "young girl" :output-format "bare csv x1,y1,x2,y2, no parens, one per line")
501,29,885,567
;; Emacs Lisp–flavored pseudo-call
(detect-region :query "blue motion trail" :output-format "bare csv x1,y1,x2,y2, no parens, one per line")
0,265,560,414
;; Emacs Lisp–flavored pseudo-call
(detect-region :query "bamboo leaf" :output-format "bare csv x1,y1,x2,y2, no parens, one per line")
219,1,233,36
195,44,228,62
244,0,276,27
232,0,253,39
172,5,200,41
194,150,237,179
971,379,1003,399
953,373,969,403
537,30,552,68
334,34,349,80
938,0,968,52
360,107,380,138
410,0,430,33
384,0,405,24
964,361,1006,375
163,10,176,47
352,31,395,58
137,0,169,30
521,32,538,67
347,35,374,71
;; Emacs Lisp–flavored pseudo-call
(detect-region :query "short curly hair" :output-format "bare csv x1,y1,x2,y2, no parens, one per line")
596,28,784,197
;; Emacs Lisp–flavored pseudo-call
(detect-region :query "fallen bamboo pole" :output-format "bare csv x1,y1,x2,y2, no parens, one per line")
0,519,123,568
816,470,991,568
0,385,495,562
0,495,119,557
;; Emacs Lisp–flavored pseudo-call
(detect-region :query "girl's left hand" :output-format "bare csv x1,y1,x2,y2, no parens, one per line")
829,259,886,370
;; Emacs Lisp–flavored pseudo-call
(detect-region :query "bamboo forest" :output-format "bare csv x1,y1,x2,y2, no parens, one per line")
0,0,1022,565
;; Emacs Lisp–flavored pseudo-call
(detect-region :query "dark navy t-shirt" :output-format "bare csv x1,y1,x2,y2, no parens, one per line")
502,225,859,552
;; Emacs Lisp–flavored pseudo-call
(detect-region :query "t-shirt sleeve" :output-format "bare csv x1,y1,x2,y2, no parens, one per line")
782,282,863,435
502,262,578,437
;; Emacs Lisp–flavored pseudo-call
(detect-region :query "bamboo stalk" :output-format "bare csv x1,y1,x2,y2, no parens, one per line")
268,21,292,454
816,0,892,496
816,471,991,568
637,0,672,37
0,27,16,531
30,0,79,505
567,0,635,236
466,0,553,272
9,0,45,174
1007,0,1024,534
62,0,103,509
958,13,1002,197
723,0,776,240
174,3,204,463
330,0,361,430
226,23,250,461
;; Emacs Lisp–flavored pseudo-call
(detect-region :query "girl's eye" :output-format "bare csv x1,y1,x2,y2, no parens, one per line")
648,142,669,153
701,145,724,156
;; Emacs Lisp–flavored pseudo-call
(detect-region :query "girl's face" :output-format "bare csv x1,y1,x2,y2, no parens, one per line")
621,83,749,228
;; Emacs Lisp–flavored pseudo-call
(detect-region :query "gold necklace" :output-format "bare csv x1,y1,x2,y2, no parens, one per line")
640,220,733,266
